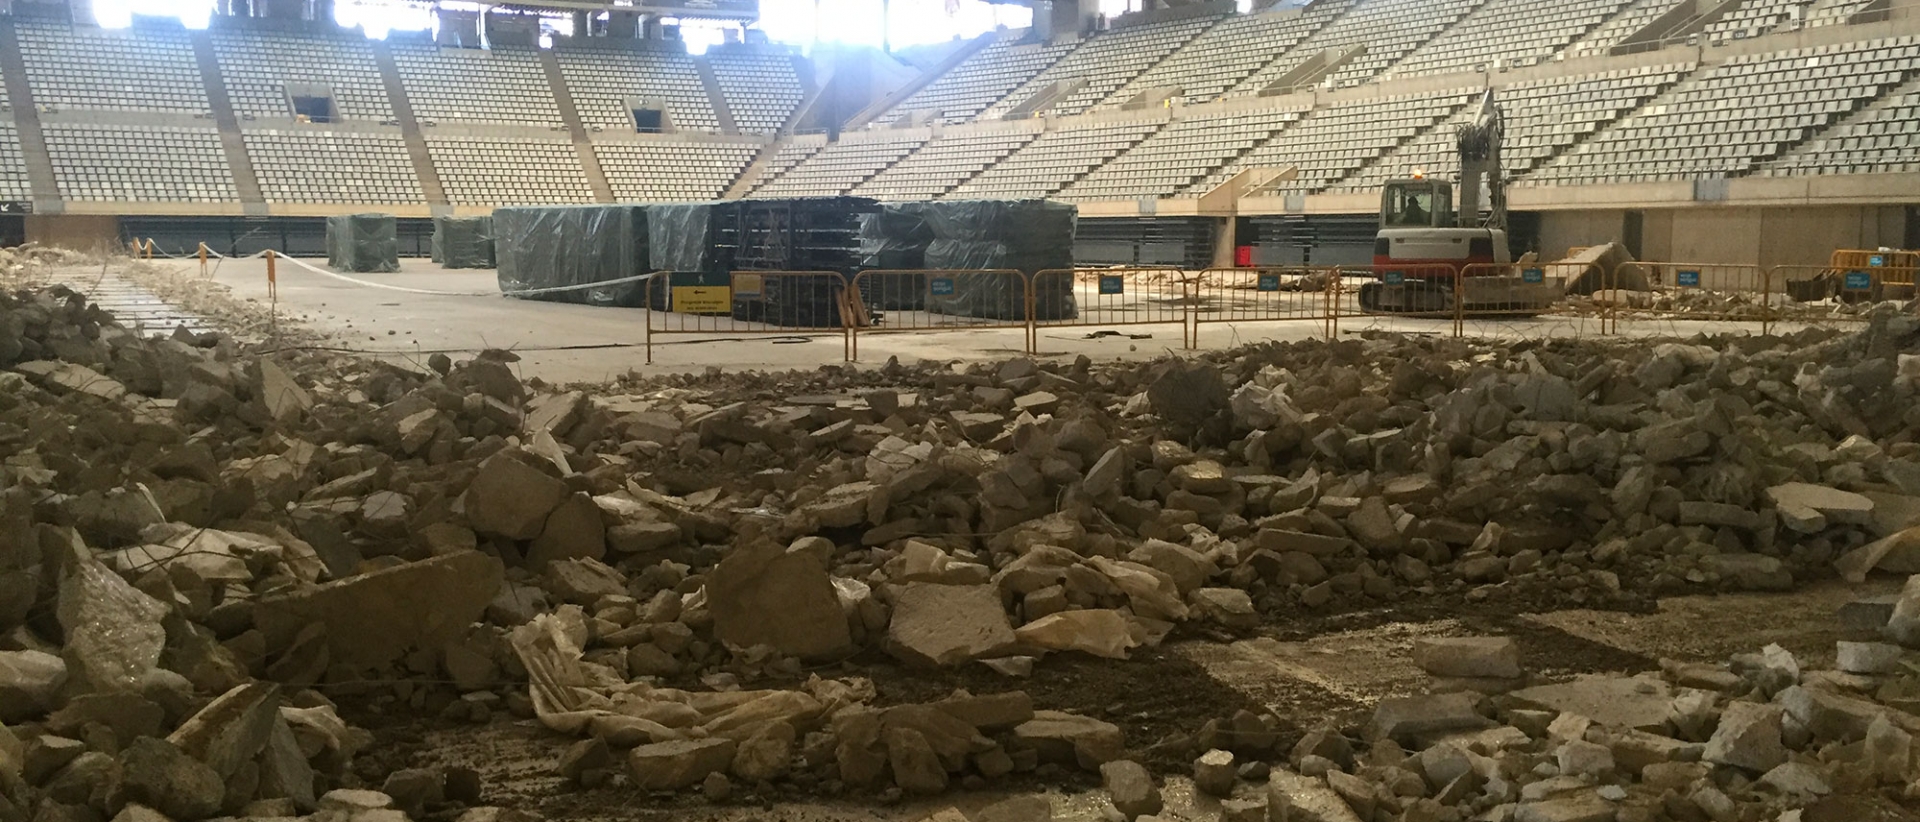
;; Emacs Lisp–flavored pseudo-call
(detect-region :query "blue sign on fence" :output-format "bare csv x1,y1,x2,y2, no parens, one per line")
930,277,956,297
1383,270,1406,285
1522,268,1544,284
1845,271,1872,291
1256,273,1281,292
1870,254,1886,267
1677,270,1701,287
1098,275,1125,295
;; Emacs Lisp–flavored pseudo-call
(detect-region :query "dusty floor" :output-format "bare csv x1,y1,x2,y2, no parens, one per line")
117,256,1826,384
35,257,1913,822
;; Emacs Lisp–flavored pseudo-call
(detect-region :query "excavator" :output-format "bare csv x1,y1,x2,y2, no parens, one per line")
1358,90,1562,315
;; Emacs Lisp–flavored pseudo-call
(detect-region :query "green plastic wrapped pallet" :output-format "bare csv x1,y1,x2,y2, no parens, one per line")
432,215,495,269
325,213,400,274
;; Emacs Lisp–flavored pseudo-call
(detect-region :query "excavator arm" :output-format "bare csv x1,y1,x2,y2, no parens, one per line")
1455,89,1506,232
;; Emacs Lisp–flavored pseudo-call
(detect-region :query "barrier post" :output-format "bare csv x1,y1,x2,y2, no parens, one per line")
198,242,208,278
1452,267,1465,338
1761,266,1775,337
265,249,278,301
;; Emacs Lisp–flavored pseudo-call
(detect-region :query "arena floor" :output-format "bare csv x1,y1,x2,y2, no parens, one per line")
178,257,1776,383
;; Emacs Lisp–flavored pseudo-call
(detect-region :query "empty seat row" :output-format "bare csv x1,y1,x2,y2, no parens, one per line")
1765,80,1920,176
596,141,760,200
1102,2,1350,108
424,136,593,205
707,50,804,135
750,135,928,197
393,44,562,127
1387,0,1635,78
886,34,1078,125
981,15,1222,119
1061,107,1306,200
557,47,719,133
855,130,1039,200
949,120,1161,199
1229,0,1483,93
17,21,209,113
0,123,30,202
243,129,421,204
1528,38,1919,184
1339,64,1693,190
212,31,393,122
1189,90,1472,195
1565,0,1687,57
43,124,236,202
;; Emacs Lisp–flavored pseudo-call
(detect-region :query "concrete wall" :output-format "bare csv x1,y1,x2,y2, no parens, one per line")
1536,205,1911,270
25,214,120,251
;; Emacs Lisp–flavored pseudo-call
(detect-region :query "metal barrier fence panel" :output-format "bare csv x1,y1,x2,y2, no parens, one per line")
1453,261,1607,337
1337,264,1463,325
1766,264,1919,332
1029,267,1198,349
1608,262,1775,329
847,269,1031,361
644,270,853,364
1191,266,1342,342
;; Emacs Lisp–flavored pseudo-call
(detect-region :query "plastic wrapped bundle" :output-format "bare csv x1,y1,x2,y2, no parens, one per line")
495,205,650,306
855,202,934,310
921,200,1077,321
325,213,400,273
432,215,495,269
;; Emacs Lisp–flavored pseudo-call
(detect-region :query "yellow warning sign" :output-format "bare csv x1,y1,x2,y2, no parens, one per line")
673,286,731,314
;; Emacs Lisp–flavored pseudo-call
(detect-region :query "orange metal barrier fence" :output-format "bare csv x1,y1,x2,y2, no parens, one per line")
1191,267,1342,342
848,269,1032,360
643,270,854,364
1031,267,1197,349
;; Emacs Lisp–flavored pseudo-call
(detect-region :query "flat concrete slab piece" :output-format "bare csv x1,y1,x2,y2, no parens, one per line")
1509,677,1673,732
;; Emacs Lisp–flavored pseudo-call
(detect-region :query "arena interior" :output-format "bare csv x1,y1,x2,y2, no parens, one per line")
7,1,1920,822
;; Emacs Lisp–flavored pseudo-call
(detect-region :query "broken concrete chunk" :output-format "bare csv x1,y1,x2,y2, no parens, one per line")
1014,711,1124,770
886,583,1017,667
1412,636,1521,679
58,555,170,693
1015,610,1140,660
628,738,736,791
1101,760,1162,820
255,550,503,671
464,453,568,540
1192,749,1236,797
1703,701,1787,773
708,538,853,661
1369,692,1492,742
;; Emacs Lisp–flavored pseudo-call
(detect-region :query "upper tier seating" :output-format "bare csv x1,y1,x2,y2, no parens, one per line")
244,129,422,204
854,129,1039,200
1337,65,1692,190
43,124,236,202
1099,2,1349,107
1387,0,1635,78
948,120,1162,199
212,31,393,122
1565,0,1687,58
980,15,1222,119
1228,0,1482,92
1527,38,1919,184
708,51,804,134
596,140,760,201
1060,107,1307,200
884,33,1077,125
0,122,30,202
424,136,593,205
1188,90,1473,196
750,135,929,197
16,22,208,112
1765,75,1920,175
392,44,562,127
557,47,719,133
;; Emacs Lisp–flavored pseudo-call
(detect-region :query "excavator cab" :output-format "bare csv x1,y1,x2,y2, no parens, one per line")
1380,179,1454,229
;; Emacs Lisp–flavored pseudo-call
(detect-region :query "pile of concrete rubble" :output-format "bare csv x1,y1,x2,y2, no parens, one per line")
1060,616,1920,822
3,281,1920,822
